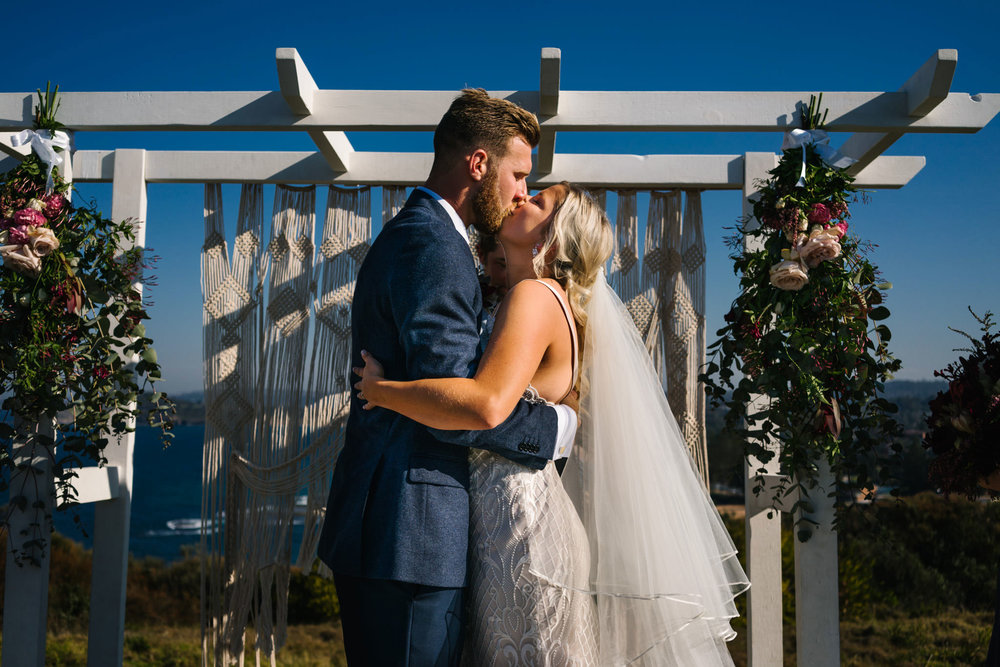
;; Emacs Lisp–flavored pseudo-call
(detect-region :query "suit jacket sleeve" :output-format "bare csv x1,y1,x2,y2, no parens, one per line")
388,223,558,469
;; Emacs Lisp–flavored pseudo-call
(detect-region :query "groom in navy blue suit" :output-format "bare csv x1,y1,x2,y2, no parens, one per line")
318,89,577,665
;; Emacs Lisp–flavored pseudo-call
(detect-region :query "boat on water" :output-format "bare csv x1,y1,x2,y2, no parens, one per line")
165,495,310,533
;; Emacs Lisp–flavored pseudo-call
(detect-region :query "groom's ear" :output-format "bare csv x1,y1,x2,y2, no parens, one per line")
468,148,489,182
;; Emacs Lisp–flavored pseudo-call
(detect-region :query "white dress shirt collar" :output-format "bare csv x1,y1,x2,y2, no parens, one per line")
416,186,469,245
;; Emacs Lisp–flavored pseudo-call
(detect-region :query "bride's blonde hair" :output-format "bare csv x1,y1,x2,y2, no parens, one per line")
531,182,614,332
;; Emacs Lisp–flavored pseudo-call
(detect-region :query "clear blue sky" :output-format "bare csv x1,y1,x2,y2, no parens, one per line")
8,0,999,394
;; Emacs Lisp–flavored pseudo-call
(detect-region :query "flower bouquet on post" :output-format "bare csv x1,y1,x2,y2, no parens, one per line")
924,309,1000,497
0,84,174,564
700,95,903,532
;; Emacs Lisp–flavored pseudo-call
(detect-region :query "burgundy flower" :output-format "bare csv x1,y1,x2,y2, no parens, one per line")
807,203,832,225
828,200,849,219
42,194,67,220
13,208,47,227
94,366,110,380
7,225,30,245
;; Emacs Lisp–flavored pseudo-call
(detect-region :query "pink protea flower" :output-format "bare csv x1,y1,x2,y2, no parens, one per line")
830,221,848,238
13,208,47,227
807,203,832,225
42,193,67,220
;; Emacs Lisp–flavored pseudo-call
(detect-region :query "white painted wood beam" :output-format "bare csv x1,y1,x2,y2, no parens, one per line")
2,90,996,133
905,48,958,117
3,420,56,667
0,132,30,160
842,50,959,174
539,48,560,116
536,48,560,174
740,163,785,665
276,47,353,172
793,460,841,667
70,149,924,189
88,148,146,667
59,467,121,506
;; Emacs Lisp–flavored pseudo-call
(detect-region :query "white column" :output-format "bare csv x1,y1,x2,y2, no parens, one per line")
3,420,55,667
794,459,841,666
741,152,784,667
86,148,146,667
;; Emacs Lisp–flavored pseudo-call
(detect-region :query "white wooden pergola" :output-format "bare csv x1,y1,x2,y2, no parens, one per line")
2,47,997,667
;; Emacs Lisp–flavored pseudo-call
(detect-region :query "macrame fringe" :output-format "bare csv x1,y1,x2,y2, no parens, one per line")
200,184,709,665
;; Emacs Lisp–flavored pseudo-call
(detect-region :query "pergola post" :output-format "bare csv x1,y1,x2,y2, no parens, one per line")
2,421,56,667
793,459,840,666
86,148,147,666
742,151,785,667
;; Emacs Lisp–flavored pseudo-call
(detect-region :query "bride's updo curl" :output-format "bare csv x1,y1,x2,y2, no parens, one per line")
531,183,614,332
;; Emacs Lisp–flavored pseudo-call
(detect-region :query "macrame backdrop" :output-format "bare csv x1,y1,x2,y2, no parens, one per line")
200,184,706,664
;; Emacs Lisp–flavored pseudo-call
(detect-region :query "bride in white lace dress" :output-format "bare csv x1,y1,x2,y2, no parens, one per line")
356,183,749,666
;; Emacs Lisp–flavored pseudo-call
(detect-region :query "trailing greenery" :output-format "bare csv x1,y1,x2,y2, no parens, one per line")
701,95,903,527
0,84,174,564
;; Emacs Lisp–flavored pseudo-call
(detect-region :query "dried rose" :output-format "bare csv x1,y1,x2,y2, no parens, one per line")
807,203,832,225
27,226,59,257
12,208,46,227
769,259,809,291
1,244,42,276
799,229,842,268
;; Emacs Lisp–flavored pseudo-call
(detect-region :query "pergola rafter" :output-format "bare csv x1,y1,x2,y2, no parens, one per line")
2,47,998,667
843,49,959,173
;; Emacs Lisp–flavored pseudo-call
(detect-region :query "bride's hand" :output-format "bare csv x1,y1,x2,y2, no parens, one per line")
352,350,385,410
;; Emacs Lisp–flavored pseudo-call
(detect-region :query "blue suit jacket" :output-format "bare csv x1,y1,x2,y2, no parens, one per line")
318,189,559,588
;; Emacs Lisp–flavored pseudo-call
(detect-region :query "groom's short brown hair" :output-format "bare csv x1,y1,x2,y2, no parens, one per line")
432,89,540,168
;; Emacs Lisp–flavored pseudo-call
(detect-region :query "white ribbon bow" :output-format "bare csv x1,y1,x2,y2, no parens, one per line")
11,129,71,192
781,128,857,187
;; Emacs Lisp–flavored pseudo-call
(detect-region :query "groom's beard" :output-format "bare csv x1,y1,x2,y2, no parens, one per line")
471,168,512,235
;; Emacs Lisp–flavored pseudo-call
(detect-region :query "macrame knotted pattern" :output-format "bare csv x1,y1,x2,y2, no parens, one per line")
199,184,705,665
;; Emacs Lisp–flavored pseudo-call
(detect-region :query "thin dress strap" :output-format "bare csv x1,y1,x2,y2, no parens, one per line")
530,279,579,401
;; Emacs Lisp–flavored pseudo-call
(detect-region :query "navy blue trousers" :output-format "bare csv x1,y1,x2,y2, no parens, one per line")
334,573,464,666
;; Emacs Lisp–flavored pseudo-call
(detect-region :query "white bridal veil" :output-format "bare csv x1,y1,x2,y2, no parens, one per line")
554,269,750,665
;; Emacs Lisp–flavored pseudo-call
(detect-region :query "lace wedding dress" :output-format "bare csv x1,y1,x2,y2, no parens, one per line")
465,275,749,666
465,280,598,666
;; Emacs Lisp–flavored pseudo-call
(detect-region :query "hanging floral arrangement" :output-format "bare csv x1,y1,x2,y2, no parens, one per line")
700,95,903,525
924,308,1000,498
0,84,174,564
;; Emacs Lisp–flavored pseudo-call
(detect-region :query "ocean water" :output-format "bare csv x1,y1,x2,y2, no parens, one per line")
53,424,310,563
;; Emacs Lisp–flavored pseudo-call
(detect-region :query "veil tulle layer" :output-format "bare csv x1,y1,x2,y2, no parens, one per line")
539,270,749,665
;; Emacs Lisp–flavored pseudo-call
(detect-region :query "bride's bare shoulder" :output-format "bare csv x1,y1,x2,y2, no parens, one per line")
497,279,565,321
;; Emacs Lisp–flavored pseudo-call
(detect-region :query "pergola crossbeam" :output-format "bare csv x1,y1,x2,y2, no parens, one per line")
842,49,959,174
64,149,924,189
2,90,996,134
0,132,30,160
276,47,353,172
537,47,561,174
